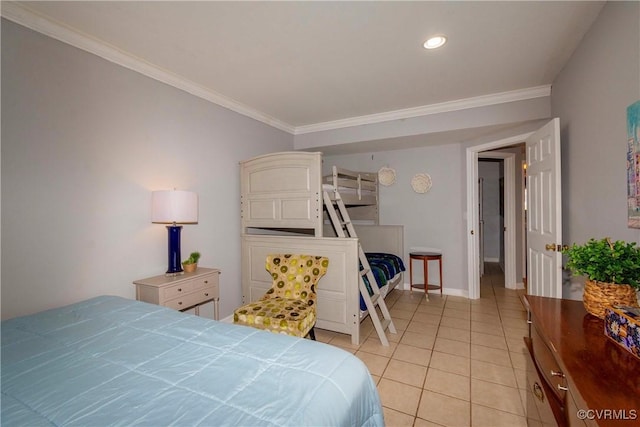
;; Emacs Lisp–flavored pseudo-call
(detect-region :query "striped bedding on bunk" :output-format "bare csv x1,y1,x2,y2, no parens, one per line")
360,253,406,311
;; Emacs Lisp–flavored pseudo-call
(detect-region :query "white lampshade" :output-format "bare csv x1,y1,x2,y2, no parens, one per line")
151,190,198,224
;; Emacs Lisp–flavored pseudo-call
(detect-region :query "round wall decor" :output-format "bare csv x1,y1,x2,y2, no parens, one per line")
378,167,396,186
411,173,432,193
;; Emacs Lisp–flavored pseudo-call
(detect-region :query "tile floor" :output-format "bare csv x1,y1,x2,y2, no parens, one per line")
315,263,530,427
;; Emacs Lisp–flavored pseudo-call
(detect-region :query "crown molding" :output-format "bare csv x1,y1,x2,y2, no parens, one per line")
294,85,551,135
2,2,551,138
1,1,296,134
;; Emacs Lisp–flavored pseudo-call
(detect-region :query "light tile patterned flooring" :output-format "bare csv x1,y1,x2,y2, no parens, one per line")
315,263,530,427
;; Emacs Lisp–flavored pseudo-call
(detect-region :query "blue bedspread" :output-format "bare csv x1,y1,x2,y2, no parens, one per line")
1,296,384,426
360,253,406,311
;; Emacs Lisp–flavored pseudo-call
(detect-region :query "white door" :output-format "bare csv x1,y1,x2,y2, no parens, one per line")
526,118,562,298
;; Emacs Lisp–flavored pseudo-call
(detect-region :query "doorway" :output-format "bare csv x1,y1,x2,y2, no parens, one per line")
466,133,531,299
478,148,526,297
479,158,504,281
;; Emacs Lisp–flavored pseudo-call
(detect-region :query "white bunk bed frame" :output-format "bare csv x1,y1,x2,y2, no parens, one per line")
240,151,404,345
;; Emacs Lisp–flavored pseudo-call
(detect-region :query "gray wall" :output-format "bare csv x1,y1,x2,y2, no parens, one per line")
551,1,640,298
324,144,466,294
1,20,293,319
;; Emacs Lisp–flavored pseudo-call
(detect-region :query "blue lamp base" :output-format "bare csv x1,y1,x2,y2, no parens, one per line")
166,224,183,275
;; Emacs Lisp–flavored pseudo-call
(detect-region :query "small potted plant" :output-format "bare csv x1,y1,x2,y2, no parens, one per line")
563,238,640,318
182,251,201,273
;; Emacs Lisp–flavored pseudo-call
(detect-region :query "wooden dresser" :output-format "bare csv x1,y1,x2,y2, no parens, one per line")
523,295,639,427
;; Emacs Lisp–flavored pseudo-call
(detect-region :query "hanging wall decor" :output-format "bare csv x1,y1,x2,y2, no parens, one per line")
411,173,432,194
627,100,640,228
378,166,397,186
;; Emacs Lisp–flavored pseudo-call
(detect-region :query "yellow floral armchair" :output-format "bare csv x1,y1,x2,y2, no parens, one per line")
234,254,329,339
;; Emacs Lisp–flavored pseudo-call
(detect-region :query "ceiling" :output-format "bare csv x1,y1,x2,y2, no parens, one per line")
6,1,604,136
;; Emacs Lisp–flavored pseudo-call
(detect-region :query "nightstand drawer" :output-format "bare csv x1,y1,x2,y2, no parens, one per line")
163,281,196,299
190,274,217,291
162,274,217,299
165,286,216,311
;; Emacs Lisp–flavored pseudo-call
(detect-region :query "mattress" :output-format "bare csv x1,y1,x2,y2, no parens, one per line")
360,253,406,311
1,296,384,426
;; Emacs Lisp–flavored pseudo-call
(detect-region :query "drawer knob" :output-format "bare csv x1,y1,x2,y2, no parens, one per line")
205,293,209,297
557,384,568,391
204,280,208,284
550,370,565,378
178,288,182,292
178,301,183,305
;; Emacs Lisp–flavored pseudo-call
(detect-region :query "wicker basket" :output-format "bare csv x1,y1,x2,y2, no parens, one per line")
583,280,639,319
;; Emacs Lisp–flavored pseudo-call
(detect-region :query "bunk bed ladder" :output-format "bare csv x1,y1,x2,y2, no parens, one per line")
322,189,396,347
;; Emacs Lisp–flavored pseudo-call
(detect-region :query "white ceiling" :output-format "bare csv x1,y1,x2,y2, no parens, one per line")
6,1,604,135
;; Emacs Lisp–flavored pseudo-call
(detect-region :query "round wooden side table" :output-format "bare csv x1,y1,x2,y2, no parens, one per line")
409,252,443,300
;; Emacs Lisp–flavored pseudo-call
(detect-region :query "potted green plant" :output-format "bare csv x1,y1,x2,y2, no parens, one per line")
182,251,201,273
563,238,640,318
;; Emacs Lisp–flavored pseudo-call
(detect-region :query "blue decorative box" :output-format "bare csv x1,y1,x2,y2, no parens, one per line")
604,305,640,360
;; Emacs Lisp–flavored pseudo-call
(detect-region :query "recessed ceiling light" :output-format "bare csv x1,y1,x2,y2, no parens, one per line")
423,35,447,50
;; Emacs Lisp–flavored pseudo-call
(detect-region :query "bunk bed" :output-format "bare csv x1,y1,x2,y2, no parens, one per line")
322,166,379,223
240,151,404,345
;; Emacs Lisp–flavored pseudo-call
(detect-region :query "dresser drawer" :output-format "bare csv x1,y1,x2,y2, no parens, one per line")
190,274,217,291
163,281,195,300
531,324,567,402
164,285,216,311
162,274,218,300
525,339,559,427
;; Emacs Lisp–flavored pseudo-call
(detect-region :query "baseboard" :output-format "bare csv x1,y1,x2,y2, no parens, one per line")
442,288,469,298
505,281,525,290
399,282,468,298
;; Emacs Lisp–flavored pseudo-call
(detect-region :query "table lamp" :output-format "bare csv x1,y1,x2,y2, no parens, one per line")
151,190,198,275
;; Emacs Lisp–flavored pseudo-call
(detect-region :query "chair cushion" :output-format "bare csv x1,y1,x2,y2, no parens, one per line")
234,297,316,338
264,254,328,304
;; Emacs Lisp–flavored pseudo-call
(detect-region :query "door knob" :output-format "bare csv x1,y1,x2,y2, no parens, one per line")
545,243,569,251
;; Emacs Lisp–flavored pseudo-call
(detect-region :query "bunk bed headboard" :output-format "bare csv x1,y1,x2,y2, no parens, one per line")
240,152,323,236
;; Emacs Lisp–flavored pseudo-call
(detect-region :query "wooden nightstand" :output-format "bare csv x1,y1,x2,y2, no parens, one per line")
133,268,220,320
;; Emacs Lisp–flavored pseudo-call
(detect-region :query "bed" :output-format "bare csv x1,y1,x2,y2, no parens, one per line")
240,152,404,345
361,253,406,312
323,166,379,223
1,296,384,426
